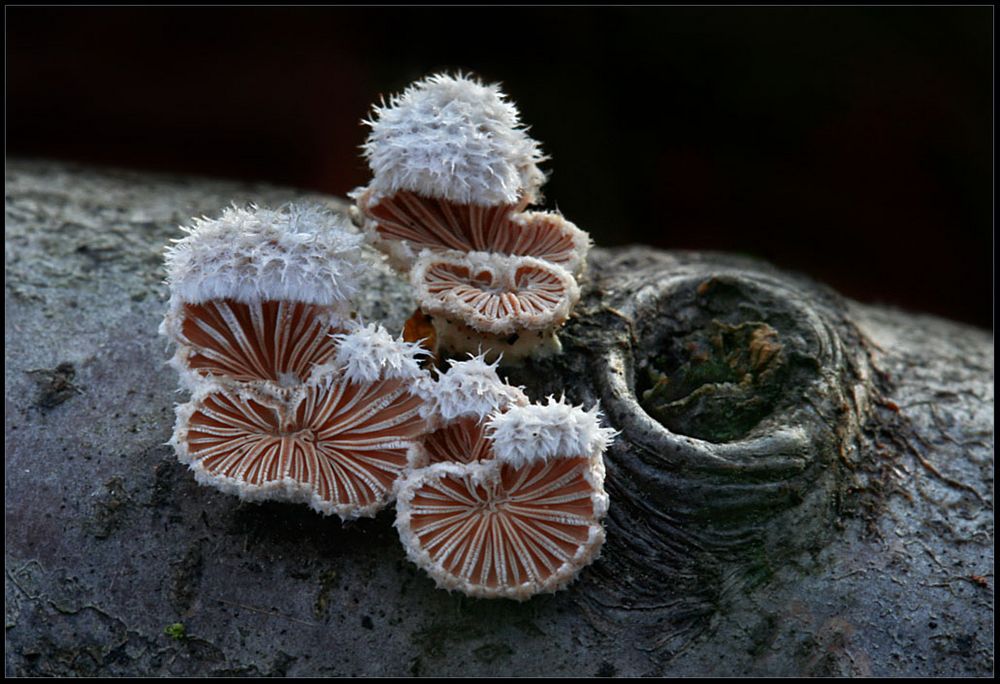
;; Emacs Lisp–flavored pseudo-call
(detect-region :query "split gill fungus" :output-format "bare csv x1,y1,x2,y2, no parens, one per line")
162,203,433,520
396,381,615,600
157,73,904,623
351,73,592,363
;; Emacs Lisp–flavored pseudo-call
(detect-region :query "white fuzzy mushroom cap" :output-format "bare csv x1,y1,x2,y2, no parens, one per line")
164,203,365,307
323,322,429,384
486,396,617,468
359,73,547,207
423,353,528,422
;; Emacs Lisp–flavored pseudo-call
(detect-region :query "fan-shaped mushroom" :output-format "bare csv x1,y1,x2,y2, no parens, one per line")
410,250,581,361
355,188,590,276
172,364,428,519
161,203,364,390
395,398,615,599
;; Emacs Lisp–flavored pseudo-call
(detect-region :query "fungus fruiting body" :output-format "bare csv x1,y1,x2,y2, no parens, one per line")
355,188,589,276
352,73,592,362
411,250,581,359
165,298,347,389
161,204,365,391
396,396,615,599
358,73,546,209
162,204,433,518
172,367,428,519
416,354,527,466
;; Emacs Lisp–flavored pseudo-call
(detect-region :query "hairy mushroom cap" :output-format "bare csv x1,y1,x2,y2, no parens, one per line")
411,250,581,338
418,354,528,466
172,365,429,520
486,396,618,469
322,321,429,385
423,353,528,424
164,203,365,309
161,203,365,390
358,73,546,208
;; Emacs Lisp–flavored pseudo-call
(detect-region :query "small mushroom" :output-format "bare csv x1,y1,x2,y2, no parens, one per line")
410,250,581,361
323,321,429,385
355,72,546,211
419,354,528,466
172,361,429,520
355,188,590,276
351,73,594,364
161,203,365,390
395,398,615,599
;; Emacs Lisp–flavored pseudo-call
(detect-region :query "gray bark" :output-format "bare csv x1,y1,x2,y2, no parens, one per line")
5,159,993,677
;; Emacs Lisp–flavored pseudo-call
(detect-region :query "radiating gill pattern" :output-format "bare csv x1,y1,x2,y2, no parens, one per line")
361,190,516,254
419,259,574,334
177,299,343,385
424,417,495,466
361,191,584,270
183,377,427,515
400,457,604,596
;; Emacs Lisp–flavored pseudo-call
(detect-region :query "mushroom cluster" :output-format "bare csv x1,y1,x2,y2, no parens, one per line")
161,204,431,518
352,73,592,362
397,356,615,599
159,76,617,600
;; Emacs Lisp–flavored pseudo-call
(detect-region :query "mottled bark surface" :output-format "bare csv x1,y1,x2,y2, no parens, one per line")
5,160,993,676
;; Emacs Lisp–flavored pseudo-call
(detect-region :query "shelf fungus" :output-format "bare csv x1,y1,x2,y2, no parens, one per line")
161,204,365,390
395,396,615,600
411,251,581,360
419,354,528,466
171,364,428,519
162,203,433,518
352,73,592,362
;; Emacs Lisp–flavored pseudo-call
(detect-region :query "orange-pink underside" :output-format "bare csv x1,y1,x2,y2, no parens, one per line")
180,299,343,384
187,378,426,507
421,261,567,323
408,457,597,589
363,191,579,267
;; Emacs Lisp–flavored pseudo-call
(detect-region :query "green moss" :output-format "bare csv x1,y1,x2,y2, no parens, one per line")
163,623,186,641
640,321,790,442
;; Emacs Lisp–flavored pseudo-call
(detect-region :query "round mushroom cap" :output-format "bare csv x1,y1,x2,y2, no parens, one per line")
360,73,547,207
424,353,528,423
411,250,581,337
325,321,429,385
164,203,365,308
486,396,618,468
172,371,429,520
395,456,608,600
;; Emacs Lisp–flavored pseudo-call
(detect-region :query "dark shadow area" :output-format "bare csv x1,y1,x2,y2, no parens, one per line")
6,6,992,326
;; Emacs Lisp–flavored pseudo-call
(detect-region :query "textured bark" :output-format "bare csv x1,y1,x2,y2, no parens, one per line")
5,160,993,676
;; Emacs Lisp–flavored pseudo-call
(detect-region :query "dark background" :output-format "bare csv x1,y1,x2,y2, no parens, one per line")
7,6,993,327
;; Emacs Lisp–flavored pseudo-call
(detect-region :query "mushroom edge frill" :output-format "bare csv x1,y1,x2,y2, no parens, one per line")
170,343,431,520
394,396,616,600
410,250,582,363
160,203,366,392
